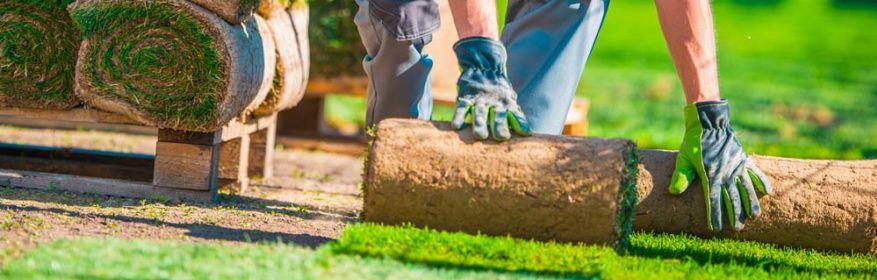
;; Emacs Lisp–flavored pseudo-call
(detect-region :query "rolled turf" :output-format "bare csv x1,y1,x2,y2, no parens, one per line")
0,0,79,109
69,0,276,132
635,149,877,253
189,0,259,25
253,0,310,116
363,119,639,250
365,119,877,254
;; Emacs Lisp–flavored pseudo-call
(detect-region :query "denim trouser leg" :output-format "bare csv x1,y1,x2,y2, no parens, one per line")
355,0,434,128
502,0,609,135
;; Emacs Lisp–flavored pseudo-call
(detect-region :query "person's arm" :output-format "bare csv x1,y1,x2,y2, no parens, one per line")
654,0,720,103
448,0,531,141
655,0,772,232
448,0,499,39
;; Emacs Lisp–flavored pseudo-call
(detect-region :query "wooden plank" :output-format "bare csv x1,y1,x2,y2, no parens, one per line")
0,116,156,135
0,143,153,182
0,107,139,125
276,136,366,157
563,98,589,136
0,168,213,203
276,96,325,138
153,142,217,191
157,129,220,145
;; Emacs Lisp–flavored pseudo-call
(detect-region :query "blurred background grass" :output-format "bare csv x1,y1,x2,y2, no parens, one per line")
323,0,877,159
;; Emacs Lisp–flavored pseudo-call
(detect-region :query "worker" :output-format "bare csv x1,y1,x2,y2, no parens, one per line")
353,0,772,231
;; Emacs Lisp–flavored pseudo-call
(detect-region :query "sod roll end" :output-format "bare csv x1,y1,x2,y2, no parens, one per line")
0,0,80,109
253,3,310,116
364,119,638,249
635,149,877,253
71,0,275,132
189,0,259,25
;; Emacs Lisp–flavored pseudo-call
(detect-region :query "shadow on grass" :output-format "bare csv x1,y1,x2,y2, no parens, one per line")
0,202,333,249
330,248,599,280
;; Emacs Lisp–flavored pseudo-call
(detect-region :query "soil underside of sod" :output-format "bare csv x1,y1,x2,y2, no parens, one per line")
0,126,875,279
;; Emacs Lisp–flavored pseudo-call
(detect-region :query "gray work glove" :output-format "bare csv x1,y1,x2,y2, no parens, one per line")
451,37,531,141
670,100,773,231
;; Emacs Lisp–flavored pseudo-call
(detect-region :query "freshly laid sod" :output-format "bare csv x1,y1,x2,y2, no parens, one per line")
0,238,554,280
4,224,875,279
330,224,877,279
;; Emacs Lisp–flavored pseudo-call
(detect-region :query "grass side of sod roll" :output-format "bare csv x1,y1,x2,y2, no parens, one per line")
70,0,227,130
3,224,875,279
0,0,79,108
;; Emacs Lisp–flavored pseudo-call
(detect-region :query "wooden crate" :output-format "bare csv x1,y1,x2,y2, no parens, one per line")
0,107,277,202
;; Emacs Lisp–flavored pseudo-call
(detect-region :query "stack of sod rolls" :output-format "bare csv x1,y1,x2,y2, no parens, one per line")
69,0,276,132
253,0,310,116
0,0,80,109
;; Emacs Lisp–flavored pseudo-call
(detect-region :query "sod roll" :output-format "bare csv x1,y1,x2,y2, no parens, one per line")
0,0,79,109
257,0,292,17
364,119,639,249
70,0,276,132
189,0,259,24
253,1,310,116
366,119,877,253
635,149,877,253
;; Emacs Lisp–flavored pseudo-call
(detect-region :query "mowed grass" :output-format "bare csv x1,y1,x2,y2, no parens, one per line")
4,224,876,279
0,237,548,280
324,0,877,159
579,0,877,159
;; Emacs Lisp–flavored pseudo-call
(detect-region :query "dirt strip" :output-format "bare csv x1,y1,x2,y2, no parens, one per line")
0,126,364,264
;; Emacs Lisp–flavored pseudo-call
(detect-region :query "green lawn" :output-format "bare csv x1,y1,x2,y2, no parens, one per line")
325,0,877,159
4,224,876,279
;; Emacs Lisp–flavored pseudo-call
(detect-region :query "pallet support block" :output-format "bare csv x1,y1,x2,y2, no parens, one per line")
219,133,250,193
248,117,276,180
153,130,221,192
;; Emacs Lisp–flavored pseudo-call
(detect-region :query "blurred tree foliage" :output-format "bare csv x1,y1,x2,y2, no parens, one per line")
308,0,365,77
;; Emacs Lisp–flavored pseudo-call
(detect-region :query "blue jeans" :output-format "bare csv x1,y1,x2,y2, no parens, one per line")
357,0,609,134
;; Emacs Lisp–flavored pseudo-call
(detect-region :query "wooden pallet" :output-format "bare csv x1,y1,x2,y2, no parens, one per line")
0,107,276,203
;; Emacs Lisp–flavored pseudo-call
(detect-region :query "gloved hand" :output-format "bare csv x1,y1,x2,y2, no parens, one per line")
451,37,531,141
670,100,772,231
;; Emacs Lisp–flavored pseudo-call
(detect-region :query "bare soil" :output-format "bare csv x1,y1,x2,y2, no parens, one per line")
0,125,365,264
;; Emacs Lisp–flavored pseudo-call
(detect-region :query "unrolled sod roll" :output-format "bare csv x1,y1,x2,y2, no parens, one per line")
253,0,310,116
635,149,877,253
0,0,79,109
70,0,275,132
364,119,639,249
365,119,877,253
189,0,259,24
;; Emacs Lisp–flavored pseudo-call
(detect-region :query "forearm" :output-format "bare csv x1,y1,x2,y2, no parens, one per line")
654,0,721,103
449,0,499,39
